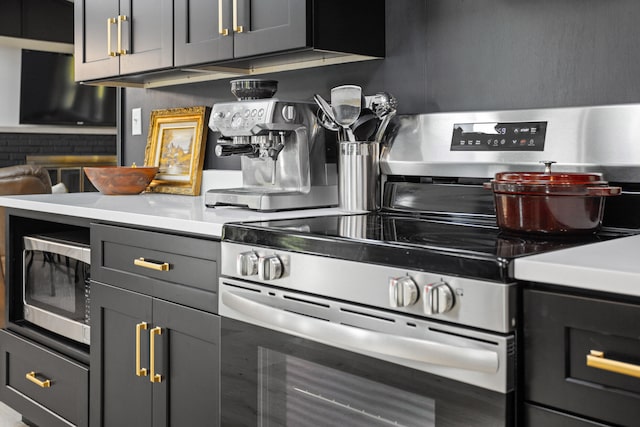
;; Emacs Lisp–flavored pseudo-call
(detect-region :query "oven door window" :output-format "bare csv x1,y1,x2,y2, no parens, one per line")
23,250,89,323
221,318,512,427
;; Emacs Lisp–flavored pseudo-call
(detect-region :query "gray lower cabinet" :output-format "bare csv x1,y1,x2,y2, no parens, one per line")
90,223,220,426
90,282,220,427
74,0,173,82
0,330,89,427
523,288,640,426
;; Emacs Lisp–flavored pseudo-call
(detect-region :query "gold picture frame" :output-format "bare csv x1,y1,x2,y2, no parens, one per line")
144,106,208,196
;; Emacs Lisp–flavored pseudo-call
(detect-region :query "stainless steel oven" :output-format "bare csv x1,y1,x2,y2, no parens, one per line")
218,104,640,425
219,243,516,426
22,231,91,345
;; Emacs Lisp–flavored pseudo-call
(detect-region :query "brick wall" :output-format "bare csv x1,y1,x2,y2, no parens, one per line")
0,133,117,168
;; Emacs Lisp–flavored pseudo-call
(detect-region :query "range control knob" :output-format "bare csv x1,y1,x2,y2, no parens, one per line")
389,276,418,308
258,255,283,281
424,281,454,315
236,251,259,276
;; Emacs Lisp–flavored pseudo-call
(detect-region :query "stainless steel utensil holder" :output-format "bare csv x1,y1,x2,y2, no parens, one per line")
338,141,380,211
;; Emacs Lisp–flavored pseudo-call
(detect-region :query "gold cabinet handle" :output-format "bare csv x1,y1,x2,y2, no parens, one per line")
232,0,244,33
587,350,640,379
218,0,229,35
136,322,148,377
117,15,128,55
107,17,117,56
26,371,51,388
134,258,170,272
150,327,163,383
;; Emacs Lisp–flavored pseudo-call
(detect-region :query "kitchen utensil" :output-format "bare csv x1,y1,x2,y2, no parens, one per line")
368,92,398,142
230,79,278,100
373,109,396,143
84,166,158,195
313,93,339,131
316,108,340,131
352,108,379,141
331,85,362,141
484,162,621,235
369,92,399,119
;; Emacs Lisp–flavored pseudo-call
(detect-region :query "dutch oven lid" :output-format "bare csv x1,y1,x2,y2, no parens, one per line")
487,161,621,196
492,171,607,186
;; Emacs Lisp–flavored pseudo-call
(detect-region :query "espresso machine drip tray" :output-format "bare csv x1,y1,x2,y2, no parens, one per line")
205,185,338,211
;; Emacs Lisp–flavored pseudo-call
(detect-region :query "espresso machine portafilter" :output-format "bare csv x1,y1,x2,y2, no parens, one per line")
205,79,338,211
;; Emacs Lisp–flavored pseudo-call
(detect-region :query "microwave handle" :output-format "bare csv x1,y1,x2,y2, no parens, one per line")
23,236,90,265
221,289,499,374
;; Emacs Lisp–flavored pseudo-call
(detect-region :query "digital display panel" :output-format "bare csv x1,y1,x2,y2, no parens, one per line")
450,121,547,151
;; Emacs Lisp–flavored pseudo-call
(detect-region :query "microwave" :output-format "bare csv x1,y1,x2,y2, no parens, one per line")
23,231,91,345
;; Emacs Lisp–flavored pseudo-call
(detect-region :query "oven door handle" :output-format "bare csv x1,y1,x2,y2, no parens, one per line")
221,290,499,374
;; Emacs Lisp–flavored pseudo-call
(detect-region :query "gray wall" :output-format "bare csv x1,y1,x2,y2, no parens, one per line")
123,0,640,167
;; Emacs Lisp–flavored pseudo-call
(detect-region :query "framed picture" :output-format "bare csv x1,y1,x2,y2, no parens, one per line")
144,106,209,195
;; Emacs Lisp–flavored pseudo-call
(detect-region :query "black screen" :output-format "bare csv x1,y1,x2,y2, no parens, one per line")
19,49,116,127
450,121,547,151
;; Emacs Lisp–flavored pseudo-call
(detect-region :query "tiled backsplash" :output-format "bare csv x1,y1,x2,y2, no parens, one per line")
0,132,116,168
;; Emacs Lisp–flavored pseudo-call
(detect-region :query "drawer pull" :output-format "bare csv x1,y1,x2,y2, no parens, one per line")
587,350,640,379
25,371,51,388
218,0,229,35
150,327,163,383
107,17,117,57
117,15,128,55
136,322,148,377
232,0,244,33
134,258,170,272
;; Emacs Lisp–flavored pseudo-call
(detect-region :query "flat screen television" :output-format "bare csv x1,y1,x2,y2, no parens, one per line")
20,49,116,127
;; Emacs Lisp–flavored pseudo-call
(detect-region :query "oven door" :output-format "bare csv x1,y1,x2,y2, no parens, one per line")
219,279,515,426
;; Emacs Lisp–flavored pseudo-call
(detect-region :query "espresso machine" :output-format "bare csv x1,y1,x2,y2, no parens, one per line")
205,79,338,211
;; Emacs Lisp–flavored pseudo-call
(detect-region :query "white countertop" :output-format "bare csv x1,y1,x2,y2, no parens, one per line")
0,192,349,238
514,234,640,297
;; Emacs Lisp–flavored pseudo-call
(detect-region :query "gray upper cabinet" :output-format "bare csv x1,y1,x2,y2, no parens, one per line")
0,0,74,43
174,0,234,66
74,0,173,82
175,0,384,67
175,0,308,67
79,0,385,87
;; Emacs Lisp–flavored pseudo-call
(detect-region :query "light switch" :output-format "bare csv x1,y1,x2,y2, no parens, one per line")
132,108,142,135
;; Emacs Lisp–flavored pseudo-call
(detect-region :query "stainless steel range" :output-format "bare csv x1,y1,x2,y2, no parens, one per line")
218,104,640,426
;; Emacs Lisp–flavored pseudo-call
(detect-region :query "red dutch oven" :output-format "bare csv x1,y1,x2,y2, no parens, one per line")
484,162,622,235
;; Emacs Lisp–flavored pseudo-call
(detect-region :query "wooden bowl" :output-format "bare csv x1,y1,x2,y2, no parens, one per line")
84,166,159,195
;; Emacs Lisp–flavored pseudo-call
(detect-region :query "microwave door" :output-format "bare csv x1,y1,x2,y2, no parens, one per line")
22,235,91,345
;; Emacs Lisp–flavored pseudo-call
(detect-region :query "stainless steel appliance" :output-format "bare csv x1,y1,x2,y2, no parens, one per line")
23,230,91,345
219,104,640,426
205,80,338,211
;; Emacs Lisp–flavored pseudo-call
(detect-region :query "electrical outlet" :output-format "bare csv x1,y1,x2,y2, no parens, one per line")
132,108,142,135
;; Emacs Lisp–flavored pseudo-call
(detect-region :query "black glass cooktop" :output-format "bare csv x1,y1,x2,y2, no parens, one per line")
222,213,632,282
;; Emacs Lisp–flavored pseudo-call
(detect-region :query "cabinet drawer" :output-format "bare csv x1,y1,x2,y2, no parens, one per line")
524,289,640,426
0,330,88,427
91,223,220,313
524,403,610,427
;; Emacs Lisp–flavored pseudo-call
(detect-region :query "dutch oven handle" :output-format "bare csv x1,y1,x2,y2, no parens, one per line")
586,186,622,196
482,182,493,190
